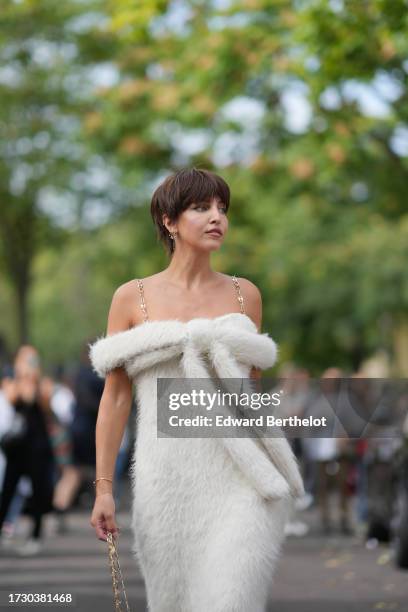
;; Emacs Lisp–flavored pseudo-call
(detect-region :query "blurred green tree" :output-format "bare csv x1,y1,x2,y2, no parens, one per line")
1,0,407,374
81,0,407,373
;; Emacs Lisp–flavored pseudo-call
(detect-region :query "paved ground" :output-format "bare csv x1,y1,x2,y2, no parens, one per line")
0,493,407,612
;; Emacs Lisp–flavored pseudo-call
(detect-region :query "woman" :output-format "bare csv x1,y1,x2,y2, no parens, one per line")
0,346,55,555
89,168,304,612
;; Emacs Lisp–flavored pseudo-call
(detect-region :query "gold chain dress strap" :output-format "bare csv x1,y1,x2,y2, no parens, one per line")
106,532,131,612
136,279,149,323
231,275,246,315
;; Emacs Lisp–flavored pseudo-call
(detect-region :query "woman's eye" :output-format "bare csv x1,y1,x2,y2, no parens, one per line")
193,203,227,213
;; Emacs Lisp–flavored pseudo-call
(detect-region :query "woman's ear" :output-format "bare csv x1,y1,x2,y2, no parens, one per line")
162,214,175,234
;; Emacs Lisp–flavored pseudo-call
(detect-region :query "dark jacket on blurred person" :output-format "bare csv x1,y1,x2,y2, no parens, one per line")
70,363,104,466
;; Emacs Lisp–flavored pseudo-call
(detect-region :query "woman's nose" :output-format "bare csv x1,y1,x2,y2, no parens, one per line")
209,206,222,222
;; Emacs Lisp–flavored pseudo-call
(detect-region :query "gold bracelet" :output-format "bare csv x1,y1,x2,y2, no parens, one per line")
93,477,113,486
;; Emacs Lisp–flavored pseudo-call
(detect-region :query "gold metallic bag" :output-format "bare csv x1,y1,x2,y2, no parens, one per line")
106,532,131,611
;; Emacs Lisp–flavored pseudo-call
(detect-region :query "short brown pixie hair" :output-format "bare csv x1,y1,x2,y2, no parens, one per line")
150,168,230,256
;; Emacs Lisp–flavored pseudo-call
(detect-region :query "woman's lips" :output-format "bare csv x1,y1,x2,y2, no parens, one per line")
206,230,223,237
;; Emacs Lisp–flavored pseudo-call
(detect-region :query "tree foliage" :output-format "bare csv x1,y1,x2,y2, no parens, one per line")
1,0,407,373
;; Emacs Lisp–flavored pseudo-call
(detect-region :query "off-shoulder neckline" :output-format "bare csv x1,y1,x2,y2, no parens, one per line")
126,312,255,332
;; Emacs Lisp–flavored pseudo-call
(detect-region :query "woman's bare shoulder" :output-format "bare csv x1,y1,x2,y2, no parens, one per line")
113,274,163,327
127,272,164,291
105,282,135,333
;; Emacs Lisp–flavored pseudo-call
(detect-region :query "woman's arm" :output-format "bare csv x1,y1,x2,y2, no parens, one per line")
93,285,134,498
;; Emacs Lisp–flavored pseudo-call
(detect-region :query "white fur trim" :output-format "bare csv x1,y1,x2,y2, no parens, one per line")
88,313,278,379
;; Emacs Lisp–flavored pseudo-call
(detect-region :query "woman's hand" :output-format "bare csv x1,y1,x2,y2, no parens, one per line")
90,493,120,541
1,378,18,405
38,377,54,412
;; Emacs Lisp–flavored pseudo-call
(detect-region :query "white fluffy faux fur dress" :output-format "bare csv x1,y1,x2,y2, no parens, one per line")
89,312,304,612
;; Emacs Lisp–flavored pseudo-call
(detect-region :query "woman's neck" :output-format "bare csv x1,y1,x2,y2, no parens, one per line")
162,252,216,290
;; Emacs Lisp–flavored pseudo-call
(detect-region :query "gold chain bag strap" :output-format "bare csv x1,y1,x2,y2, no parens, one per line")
106,532,131,611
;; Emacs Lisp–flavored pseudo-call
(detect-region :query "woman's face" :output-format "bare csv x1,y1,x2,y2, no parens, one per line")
167,197,229,253
14,347,41,382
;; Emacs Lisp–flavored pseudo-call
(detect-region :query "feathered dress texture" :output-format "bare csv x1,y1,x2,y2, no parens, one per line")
89,312,304,612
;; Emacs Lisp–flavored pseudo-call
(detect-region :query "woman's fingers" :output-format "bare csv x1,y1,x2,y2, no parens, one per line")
105,514,119,538
90,496,120,541
92,516,120,541
96,517,108,541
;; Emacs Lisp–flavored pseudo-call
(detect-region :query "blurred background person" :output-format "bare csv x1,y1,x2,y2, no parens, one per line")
0,345,54,555
0,365,33,545
69,340,104,507
302,367,355,535
0,366,16,492
41,374,80,535
0,346,55,555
